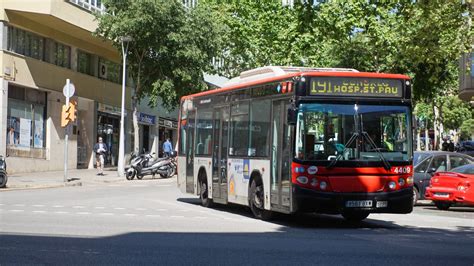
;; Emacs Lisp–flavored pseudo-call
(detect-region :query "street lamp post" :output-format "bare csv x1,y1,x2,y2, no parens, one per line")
118,36,132,177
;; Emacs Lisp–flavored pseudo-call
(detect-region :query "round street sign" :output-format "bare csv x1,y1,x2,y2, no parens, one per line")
63,82,76,98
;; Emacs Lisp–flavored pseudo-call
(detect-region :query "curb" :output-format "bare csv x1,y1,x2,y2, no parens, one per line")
1,180,82,192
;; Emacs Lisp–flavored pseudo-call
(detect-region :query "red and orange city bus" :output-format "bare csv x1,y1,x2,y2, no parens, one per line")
177,66,413,221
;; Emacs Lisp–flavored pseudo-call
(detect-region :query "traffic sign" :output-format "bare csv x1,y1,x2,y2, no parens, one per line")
63,82,75,98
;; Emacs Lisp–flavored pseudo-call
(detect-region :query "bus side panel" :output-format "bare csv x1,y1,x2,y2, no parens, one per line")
227,159,271,209
177,156,187,193
194,157,212,197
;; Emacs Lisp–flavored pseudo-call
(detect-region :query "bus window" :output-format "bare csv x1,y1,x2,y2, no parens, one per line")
195,109,213,156
229,102,249,156
249,99,271,157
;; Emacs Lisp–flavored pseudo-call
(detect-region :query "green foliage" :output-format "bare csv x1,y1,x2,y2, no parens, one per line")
441,95,473,131
460,119,474,140
95,0,223,109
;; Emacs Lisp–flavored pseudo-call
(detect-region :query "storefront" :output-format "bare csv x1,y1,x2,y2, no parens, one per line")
97,103,122,166
158,117,178,157
6,85,47,159
137,112,156,153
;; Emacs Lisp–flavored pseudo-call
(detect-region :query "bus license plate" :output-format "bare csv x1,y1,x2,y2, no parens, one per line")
345,200,373,208
434,192,449,198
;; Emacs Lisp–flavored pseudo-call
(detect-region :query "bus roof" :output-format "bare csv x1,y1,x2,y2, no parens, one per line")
181,66,410,100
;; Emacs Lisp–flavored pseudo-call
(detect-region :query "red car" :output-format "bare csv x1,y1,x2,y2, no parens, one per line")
425,164,474,210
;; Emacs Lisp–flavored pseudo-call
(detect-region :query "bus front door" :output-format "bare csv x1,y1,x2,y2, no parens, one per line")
212,107,229,204
186,110,196,194
270,100,292,213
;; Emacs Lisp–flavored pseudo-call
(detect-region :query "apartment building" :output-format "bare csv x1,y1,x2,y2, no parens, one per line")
0,0,180,174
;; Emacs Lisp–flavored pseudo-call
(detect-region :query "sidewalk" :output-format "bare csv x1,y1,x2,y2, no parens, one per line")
2,168,125,191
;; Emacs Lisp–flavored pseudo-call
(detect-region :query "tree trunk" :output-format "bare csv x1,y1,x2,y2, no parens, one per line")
425,126,429,151
432,104,439,150
416,127,421,151
133,103,140,154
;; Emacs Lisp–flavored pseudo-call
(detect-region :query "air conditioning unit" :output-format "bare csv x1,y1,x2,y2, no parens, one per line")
99,62,108,79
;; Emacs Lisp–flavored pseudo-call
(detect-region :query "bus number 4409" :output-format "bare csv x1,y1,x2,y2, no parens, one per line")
393,167,411,174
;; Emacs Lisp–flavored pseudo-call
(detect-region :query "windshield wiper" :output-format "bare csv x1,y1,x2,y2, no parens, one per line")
327,131,358,169
362,131,392,171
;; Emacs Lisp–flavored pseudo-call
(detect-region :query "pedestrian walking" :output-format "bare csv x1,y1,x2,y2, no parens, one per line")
94,137,107,176
163,138,173,157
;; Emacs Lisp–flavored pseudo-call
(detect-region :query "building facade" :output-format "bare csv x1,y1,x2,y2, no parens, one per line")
459,51,474,106
0,0,180,174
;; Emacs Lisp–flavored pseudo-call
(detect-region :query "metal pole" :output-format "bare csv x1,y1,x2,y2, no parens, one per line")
64,79,70,182
117,41,128,177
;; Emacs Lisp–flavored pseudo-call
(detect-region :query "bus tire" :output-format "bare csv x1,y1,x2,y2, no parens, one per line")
199,172,213,208
249,178,273,220
342,211,370,222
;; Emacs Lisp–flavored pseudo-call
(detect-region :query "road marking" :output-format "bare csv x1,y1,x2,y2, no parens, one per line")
124,214,136,217
170,215,184,219
135,208,146,211
155,209,167,211
55,211,69,214
77,212,91,215
132,185,146,187
33,211,46,213
156,185,172,187
13,204,25,207
194,216,206,219
73,206,85,209
9,210,24,212
53,205,64,208
114,207,125,210
108,185,121,187
95,207,105,209
145,214,161,218
32,205,45,207
0,204,3,206
99,213,114,216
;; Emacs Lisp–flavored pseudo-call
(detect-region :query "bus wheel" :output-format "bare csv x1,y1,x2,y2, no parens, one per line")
342,212,370,222
434,201,451,210
199,175,213,208
249,178,273,220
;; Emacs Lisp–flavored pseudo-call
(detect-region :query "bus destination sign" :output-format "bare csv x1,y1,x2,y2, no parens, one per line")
310,77,403,98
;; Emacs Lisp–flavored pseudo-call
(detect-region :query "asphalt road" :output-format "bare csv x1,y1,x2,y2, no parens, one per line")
1,177,473,265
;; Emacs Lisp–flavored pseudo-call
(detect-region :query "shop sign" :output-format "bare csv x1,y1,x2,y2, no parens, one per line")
138,112,156,125
98,103,126,116
159,118,178,129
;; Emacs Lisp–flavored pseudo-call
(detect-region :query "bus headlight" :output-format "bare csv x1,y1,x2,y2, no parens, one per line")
398,178,406,187
296,176,308,184
388,181,397,190
311,178,318,187
320,181,327,190
406,176,414,185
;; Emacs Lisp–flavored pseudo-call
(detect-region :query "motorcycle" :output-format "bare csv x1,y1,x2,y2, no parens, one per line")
0,155,7,188
126,151,176,180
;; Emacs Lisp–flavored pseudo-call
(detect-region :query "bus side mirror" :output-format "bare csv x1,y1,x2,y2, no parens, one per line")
287,107,297,125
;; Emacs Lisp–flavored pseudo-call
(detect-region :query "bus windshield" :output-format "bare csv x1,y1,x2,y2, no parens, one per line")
295,103,411,163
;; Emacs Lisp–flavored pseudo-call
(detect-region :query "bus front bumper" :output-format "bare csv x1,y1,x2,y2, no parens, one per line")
293,185,413,214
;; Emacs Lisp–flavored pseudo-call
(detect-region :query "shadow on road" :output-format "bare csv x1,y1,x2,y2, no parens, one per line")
1,224,473,265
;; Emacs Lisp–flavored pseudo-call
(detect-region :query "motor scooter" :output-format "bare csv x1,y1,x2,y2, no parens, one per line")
126,151,176,180
0,155,7,188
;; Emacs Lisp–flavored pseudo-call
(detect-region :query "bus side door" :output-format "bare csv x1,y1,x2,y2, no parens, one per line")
212,107,229,203
186,110,196,194
270,99,292,212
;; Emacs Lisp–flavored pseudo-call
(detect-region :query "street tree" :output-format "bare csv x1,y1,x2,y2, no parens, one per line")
95,0,223,152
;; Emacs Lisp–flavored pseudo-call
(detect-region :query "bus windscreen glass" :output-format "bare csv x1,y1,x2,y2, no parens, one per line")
295,103,411,162
310,77,403,97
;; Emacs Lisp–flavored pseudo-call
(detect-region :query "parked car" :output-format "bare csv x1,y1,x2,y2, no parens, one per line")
456,140,474,157
425,164,474,210
412,151,473,205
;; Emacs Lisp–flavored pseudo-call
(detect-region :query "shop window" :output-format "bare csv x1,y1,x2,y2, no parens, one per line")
6,86,47,159
195,109,213,156
78,50,94,76
7,26,45,61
